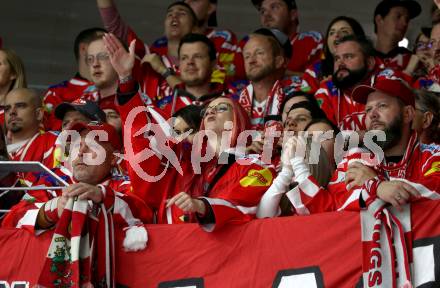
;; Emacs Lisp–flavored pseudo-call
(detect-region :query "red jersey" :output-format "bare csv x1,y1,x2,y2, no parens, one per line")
156,82,228,118
238,76,310,131
43,75,92,131
151,27,241,84
7,131,58,168
289,133,440,214
238,31,323,75
339,111,367,131
314,77,366,126
116,80,276,230
375,47,412,71
2,167,152,233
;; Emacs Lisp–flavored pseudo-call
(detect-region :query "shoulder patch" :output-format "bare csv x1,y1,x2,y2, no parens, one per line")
420,143,440,154
211,29,232,42
425,161,440,177
239,168,273,187
298,31,323,42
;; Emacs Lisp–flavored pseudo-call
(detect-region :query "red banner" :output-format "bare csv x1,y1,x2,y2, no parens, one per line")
1,200,440,287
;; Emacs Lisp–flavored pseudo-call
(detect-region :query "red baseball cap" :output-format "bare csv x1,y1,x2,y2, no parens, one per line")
69,121,122,151
351,69,415,107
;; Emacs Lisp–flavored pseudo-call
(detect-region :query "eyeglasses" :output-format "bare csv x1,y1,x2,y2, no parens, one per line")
200,103,232,117
415,41,432,51
85,52,110,66
427,39,440,49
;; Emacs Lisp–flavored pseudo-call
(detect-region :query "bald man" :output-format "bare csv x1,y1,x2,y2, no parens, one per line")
4,88,58,176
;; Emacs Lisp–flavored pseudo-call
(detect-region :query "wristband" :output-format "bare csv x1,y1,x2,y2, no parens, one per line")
161,68,175,79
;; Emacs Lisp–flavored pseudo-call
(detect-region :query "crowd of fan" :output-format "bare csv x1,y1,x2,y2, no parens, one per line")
0,0,440,284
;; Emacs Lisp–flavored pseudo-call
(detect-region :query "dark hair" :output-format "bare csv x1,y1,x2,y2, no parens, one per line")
322,16,366,78
304,118,340,135
74,27,107,61
415,90,440,143
336,35,375,58
280,92,314,115
172,105,203,132
167,2,198,27
374,3,394,34
178,33,217,61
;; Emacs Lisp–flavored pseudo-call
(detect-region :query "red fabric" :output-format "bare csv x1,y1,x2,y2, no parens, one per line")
8,131,58,183
237,31,323,74
314,77,366,126
151,28,242,84
2,200,440,287
157,82,227,118
292,133,440,214
375,50,412,72
43,76,93,131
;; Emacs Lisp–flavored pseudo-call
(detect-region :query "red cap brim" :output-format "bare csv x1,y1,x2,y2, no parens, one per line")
351,85,376,105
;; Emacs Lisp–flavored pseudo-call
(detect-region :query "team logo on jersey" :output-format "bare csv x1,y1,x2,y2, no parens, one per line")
239,168,273,187
424,161,440,177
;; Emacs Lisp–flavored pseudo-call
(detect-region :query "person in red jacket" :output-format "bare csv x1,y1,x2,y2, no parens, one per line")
104,33,276,230
243,0,323,76
373,0,421,71
314,35,377,128
2,122,152,287
284,69,440,214
5,88,57,176
43,28,106,131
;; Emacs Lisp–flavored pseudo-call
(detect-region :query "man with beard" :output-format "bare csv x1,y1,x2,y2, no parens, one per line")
281,68,440,215
315,35,377,127
4,88,58,181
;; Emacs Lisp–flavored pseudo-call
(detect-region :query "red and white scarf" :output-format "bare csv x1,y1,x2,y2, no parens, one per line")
37,197,114,287
238,80,284,131
361,199,413,288
37,186,148,287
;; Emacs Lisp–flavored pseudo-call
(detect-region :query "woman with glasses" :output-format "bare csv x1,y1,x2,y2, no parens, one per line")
405,28,434,79
105,33,276,230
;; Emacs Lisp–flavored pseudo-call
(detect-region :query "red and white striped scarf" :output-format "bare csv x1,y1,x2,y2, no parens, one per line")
361,199,413,288
238,81,284,131
37,197,114,287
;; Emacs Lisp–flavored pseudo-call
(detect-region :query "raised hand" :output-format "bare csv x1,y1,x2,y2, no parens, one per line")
103,33,136,79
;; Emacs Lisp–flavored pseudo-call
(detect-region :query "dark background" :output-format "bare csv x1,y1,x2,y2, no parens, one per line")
0,0,432,89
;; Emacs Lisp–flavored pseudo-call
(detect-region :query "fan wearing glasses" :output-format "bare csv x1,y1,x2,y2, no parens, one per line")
405,28,434,79
414,20,440,91
105,33,276,231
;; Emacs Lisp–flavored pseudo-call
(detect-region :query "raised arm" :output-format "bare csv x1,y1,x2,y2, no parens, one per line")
96,0,148,57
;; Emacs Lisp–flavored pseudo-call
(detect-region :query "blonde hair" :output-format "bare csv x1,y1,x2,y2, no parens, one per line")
0,49,27,91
